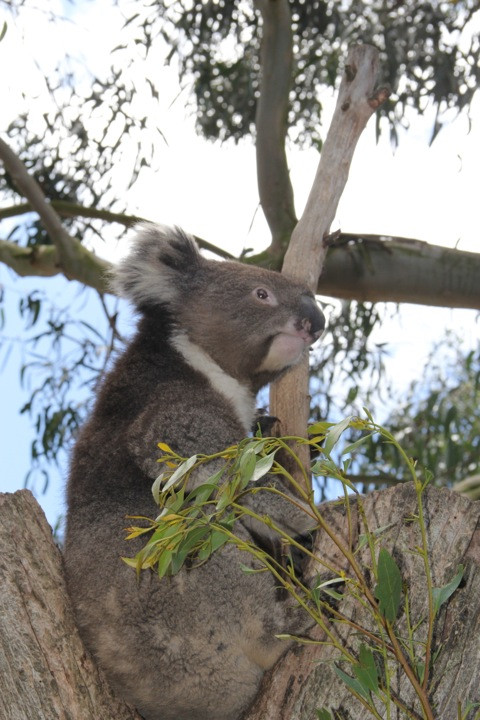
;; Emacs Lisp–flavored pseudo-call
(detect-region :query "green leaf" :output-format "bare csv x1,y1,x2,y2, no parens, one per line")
251,450,276,482
311,458,339,476
209,528,229,552
308,421,333,435
334,665,370,701
316,710,332,720
176,524,210,557
215,485,234,512
341,433,373,456
0,21,7,42
432,565,464,617
374,547,403,622
238,448,257,488
323,416,354,456
151,472,166,505
163,454,198,491
186,481,218,505
156,548,173,578
353,644,379,696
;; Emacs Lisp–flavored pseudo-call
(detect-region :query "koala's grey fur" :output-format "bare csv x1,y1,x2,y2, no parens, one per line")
64,224,325,720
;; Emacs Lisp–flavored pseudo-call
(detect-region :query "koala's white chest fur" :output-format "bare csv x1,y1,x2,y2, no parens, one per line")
171,331,256,433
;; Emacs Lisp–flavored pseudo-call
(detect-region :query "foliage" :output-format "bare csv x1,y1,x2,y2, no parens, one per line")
125,414,470,719
309,300,389,420
354,334,480,489
123,0,480,146
0,281,124,490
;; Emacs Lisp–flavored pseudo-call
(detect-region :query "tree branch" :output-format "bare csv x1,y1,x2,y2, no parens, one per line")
0,199,146,227
254,0,297,259
0,137,78,267
0,136,111,289
321,234,480,309
270,45,390,487
2,233,479,309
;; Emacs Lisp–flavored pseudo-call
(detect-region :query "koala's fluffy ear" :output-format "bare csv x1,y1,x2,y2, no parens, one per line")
112,223,202,308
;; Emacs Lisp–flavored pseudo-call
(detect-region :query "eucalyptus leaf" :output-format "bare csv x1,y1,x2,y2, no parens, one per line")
251,451,276,482
334,665,370,701
432,564,464,617
151,472,166,505
163,454,198,491
374,547,403,622
323,416,354,456
341,433,373,456
238,448,257,487
308,421,334,436
156,549,173,578
353,644,379,696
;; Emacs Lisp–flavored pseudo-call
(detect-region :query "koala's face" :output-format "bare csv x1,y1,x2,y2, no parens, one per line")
113,225,325,392
176,260,325,391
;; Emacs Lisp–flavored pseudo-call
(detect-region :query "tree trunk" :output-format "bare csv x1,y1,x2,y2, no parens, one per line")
1,485,478,719
0,490,141,720
244,483,480,720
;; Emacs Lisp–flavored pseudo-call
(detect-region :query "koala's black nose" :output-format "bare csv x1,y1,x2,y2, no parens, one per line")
301,295,325,341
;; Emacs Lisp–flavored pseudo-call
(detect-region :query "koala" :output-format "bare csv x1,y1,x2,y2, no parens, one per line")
64,224,325,720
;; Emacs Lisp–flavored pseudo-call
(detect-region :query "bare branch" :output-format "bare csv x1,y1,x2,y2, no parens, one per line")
0,200,147,227
270,44,390,486
0,136,112,289
254,0,297,258
0,237,111,292
321,235,480,310
0,136,78,267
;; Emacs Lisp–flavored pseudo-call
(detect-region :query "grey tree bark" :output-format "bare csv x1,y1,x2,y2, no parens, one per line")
244,483,480,720
0,490,141,720
270,43,390,488
1,485,478,719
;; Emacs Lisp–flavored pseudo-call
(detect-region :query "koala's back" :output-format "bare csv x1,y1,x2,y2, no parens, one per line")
64,225,324,720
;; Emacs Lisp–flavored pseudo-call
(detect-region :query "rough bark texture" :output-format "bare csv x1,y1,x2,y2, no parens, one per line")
0,490,141,720
244,483,480,720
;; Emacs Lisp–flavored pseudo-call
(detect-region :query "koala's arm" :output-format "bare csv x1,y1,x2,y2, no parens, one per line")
125,391,238,482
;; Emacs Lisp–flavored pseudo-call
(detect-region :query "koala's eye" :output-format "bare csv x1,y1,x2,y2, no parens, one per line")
252,287,278,306
256,288,269,300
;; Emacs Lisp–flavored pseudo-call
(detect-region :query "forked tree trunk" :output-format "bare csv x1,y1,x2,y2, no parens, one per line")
1,486,478,719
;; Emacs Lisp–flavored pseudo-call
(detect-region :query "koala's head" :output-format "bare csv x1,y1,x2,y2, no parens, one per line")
113,224,325,392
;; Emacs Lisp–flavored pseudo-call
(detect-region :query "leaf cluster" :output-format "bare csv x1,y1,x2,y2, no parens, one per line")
124,413,471,719
355,334,480,489
123,0,480,146
0,284,124,491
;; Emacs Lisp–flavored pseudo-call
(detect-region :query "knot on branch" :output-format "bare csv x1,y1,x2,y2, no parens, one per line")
368,85,391,110
344,63,357,82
